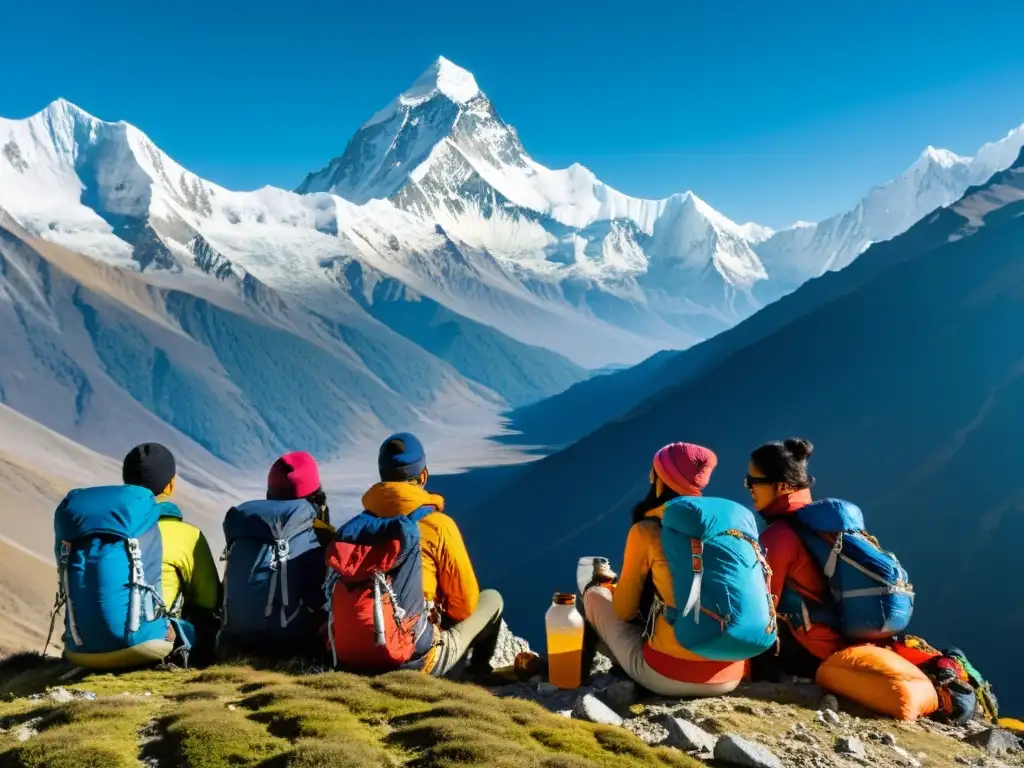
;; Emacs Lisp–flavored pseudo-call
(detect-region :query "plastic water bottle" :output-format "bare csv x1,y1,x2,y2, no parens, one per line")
545,592,585,689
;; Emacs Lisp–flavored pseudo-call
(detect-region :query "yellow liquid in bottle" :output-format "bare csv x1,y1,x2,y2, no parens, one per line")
547,628,584,689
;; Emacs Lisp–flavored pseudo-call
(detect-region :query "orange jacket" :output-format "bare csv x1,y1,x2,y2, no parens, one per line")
759,490,844,660
614,505,746,685
361,482,480,622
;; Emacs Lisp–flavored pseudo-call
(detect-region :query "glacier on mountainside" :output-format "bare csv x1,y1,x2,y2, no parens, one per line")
1,56,1023,475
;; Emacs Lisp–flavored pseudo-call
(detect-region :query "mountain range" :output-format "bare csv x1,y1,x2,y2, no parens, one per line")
2,58,1021,477
458,145,1024,712
2,56,1024,702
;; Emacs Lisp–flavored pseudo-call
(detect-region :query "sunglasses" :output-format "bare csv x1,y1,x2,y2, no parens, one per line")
743,474,775,490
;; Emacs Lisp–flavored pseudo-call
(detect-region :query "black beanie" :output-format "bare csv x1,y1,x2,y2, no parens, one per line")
122,443,177,496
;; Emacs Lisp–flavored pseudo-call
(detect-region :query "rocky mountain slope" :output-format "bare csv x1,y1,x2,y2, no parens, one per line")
504,127,1024,449
461,148,1024,712
1,57,1021,480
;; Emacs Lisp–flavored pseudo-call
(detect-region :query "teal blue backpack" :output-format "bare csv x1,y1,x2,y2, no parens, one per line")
659,496,778,661
49,486,176,658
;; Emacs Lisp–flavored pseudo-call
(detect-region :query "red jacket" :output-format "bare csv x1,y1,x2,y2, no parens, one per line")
759,490,844,660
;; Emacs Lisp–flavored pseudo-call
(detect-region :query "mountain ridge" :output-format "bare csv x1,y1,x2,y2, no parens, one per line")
462,146,1024,711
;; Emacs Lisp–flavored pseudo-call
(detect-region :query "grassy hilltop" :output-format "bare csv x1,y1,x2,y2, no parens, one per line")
0,655,699,768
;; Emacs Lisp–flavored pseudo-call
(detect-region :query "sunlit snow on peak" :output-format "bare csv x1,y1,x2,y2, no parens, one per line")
364,56,482,129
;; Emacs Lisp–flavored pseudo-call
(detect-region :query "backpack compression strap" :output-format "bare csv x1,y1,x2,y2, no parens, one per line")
44,541,81,653
265,537,305,629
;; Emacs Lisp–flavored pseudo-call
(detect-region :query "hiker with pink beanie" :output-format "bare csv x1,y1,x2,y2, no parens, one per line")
581,442,746,696
217,452,336,660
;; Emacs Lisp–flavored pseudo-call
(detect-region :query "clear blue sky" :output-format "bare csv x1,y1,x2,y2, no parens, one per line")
3,0,1023,228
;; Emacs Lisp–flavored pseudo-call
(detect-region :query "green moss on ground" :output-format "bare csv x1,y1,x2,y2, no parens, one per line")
0,654,702,768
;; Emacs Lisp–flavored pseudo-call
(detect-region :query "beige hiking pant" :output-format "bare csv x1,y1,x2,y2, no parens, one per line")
428,589,504,678
584,586,740,697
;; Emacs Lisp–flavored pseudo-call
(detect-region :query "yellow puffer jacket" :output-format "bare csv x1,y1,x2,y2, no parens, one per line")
361,482,480,622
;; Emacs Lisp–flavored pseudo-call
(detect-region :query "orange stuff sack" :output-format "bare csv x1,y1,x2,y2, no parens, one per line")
816,645,939,721
999,718,1024,734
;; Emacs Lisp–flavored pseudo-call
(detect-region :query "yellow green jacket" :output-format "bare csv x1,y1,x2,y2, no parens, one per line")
155,501,221,617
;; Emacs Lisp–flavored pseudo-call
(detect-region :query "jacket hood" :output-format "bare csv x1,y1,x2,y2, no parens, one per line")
362,482,445,519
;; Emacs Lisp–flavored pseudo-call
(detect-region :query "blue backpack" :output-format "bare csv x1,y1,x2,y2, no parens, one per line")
50,486,176,660
659,496,778,661
781,498,914,641
219,499,326,650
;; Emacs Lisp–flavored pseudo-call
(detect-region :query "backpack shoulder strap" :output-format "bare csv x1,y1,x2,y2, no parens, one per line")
407,505,438,524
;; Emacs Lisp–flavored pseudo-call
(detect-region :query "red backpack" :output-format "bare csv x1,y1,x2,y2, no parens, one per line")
325,506,435,671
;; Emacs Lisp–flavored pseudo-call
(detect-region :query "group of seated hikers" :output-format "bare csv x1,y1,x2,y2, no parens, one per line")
49,433,502,680
45,433,1003,726
576,439,1001,726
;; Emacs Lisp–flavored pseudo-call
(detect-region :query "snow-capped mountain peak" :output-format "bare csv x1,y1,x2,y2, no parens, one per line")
297,56,772,304
364,57,481,129
916,145,966,169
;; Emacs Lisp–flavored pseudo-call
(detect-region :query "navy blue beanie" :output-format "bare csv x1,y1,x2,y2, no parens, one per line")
378,432,427,482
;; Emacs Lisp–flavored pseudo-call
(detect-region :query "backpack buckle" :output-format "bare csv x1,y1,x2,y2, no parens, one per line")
690,538,704,574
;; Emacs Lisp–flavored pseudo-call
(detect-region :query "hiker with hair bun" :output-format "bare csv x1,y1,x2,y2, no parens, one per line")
581,442,754,697
746,438,845,681
218,452,335,658
326,433,504,679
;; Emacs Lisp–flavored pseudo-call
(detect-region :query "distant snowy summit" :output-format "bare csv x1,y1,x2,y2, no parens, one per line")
2,56,1023,369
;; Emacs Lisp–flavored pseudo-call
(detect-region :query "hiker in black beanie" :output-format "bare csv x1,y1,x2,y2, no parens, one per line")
122,442,177,497
121,443,221,664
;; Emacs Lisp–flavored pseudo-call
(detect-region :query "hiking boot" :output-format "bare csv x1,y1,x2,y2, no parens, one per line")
584,560,617,594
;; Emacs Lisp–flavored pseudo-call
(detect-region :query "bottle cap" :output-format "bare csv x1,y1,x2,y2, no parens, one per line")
552,592,577,605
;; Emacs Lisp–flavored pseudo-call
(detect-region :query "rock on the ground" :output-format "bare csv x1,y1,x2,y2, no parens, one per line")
820,694,840,713
966,728,1021,756
15,718,40,743
880,733,898,747
714,734,784,768
735,703,766,716
625,718,669,746
836,736,866,757
659,716,717,754
603,679,637,711
487,621,531,669
572,694,624,727
590,652,614,677
891,745,922,767
816,709,841,727
537,682,559,695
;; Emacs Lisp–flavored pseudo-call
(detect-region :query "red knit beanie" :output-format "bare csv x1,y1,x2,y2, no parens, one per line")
652,442,717,496
267,452,321,500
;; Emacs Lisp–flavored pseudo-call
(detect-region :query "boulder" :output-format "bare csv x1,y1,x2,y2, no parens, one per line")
890,745,922,767
835,735,866,757
714,734,784,768
659,716,717,754
572,694,624,727
815,709,841,727
602,679,637,711
966,727,1021,756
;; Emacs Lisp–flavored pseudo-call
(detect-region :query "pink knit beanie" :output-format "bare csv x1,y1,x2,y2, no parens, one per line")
652,442,718,496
